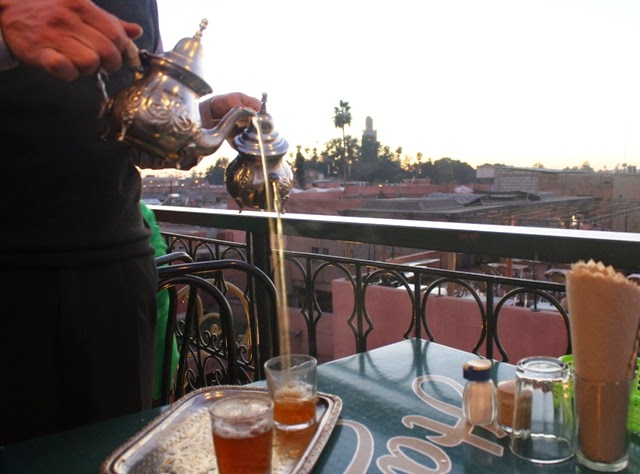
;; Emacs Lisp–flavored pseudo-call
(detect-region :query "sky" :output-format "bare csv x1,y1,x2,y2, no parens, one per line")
154,0,640,174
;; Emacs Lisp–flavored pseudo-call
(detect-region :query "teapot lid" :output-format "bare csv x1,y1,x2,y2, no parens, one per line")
161,19,209,79
233,93,289,158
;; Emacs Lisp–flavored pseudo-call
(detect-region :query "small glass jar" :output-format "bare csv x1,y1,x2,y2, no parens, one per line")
463,359,496,426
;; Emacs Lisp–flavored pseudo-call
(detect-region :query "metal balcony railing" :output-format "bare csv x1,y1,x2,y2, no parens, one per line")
152,206,640,368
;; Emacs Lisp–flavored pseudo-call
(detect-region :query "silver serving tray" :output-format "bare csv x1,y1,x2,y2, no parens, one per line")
100,386,342,474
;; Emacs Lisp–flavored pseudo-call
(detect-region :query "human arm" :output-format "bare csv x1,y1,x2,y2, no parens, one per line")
0,0,143,81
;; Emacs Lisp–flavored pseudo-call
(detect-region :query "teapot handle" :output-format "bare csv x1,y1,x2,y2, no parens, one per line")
96,40,143,118
122,39,141,70
96,72,110,118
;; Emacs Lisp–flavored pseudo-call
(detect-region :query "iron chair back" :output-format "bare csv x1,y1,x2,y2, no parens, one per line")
156,253,280,405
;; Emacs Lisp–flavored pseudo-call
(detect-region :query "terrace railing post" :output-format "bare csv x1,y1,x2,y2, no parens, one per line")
304,257,319,358
413,273,423,341
354,263,367,353
485,283,495,360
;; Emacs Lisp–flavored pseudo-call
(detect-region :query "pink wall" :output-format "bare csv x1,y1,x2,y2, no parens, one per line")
331,279,568,363
286,308,335,364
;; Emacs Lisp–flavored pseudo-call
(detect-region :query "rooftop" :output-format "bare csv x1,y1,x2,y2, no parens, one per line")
340,192,640,230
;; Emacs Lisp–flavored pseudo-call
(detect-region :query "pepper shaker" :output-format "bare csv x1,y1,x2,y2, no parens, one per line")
463,359,496,426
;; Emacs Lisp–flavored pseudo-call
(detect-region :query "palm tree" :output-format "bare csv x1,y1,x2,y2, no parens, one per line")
333,100,352,181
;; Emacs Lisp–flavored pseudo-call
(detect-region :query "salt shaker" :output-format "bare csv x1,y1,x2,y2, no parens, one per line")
463,359,496,426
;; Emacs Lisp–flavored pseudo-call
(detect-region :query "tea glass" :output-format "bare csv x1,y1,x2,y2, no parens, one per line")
209,394,274,474
264,354,318,431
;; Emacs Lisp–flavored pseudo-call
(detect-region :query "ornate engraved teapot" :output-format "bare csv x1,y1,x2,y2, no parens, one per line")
98,20,255,170
225,93,292,212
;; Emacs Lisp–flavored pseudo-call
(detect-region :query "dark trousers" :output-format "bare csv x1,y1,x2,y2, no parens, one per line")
0,255,157,445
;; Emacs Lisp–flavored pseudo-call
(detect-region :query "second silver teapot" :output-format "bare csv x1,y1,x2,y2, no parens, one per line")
98,19,255,170
225,94,292,212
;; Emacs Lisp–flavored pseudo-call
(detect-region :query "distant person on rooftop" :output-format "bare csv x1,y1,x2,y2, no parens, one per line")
0,0,260,444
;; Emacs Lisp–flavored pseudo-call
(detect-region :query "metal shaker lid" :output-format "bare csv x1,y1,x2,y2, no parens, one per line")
463,359,492,381
233,93,289,158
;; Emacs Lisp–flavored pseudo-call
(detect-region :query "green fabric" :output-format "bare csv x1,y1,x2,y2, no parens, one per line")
140,202,179,400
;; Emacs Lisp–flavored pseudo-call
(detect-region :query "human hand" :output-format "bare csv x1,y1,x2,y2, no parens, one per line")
206,92,262,138
0,0,143,81
208,92,262,120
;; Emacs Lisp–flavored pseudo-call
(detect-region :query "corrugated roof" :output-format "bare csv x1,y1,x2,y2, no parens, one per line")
340,192,640,230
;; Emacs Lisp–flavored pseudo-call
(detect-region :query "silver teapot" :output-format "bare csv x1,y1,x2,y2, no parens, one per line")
226,93,292,212
98,19,255,170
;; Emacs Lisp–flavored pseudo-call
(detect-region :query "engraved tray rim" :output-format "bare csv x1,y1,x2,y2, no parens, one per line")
99,385,342,474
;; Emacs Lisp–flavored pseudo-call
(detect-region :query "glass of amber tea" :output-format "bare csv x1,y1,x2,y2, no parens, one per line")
209,395,274,474
264,354,318,431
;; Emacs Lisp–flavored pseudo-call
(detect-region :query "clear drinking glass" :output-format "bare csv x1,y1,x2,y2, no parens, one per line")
264,354,318,431
509,356,575,464
209,395,274,474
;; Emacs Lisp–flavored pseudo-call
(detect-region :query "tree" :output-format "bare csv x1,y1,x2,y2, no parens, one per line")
315,120,477,185
430,158,475,184
414,156,435,180
321,137,347,178
367,145,400,183
305,147,327,178
293,146,308,188
205,157,229,185
580,161,594,172
333,100,352,181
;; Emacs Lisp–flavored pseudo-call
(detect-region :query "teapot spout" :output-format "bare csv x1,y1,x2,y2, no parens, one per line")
196,106,256,155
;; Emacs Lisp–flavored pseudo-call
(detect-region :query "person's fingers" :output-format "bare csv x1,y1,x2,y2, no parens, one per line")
233,93,262,111
34,48,80,82
29,28,114,77
121,21,144,40
210,93,262,119
68,28,120,73
77,5,143,72
79,1,134,44
0,0,143,79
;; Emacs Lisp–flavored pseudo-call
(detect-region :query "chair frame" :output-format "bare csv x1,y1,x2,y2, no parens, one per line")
156,252,279,405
